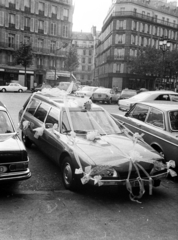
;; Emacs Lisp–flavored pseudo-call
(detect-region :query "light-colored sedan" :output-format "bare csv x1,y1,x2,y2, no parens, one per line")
75,86,98,98
0,83,27,92
92,87,120,104
118,90,178,111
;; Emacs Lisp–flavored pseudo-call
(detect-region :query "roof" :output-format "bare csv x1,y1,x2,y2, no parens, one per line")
72,32,94,41
33,91,100,110
139,101,178,112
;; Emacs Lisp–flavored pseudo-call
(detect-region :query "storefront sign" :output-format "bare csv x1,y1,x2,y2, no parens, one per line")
46,71,70,80
5,69,19,73
0,68,5,71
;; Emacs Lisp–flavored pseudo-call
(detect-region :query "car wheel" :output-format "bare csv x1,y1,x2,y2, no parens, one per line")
22,131,32,148
1,88,6,92
61,156,79,190
18,89,23,93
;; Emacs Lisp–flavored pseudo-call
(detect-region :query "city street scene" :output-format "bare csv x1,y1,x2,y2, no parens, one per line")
0,0,178,240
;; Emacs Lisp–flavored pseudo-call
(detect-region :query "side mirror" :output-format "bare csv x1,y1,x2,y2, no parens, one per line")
125,112,129,117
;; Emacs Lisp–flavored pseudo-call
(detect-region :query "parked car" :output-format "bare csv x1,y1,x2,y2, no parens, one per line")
18,89,170,199
91,88,120,104
0,83,27,92
75,86,98,98
119,89,137,101
112,101,178,173
118,90,178,111
0,103,31,182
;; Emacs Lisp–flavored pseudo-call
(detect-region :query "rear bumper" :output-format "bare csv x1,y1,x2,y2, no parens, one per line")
0,169,31,182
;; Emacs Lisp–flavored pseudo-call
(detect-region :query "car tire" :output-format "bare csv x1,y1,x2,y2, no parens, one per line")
1,88,6,92
22,132,32,148
18,89,23,93
61,156,81,191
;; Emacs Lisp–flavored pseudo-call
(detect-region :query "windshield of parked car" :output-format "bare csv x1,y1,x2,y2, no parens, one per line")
95,88,110,93
0,111,14,134
81,87,97,91
62,109,122,135
169,110,178,131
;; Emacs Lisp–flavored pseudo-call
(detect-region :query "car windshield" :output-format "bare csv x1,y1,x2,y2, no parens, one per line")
169,110,178,131
0,111,14,134
82,87,96,91
62,109,122,135
95,88,110,93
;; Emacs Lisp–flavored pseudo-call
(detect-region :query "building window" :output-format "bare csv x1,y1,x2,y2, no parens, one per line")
82,65,85,71
39,2,45,16
9,13,15,28
9,0,15,9
88,58,91,64
51,5,57,18
38,20,44,34
88,66,91,71
82,58,85,63
37,57,43,66
37,39,43,51
24,17,30,31
50,58,55,68
8,34,15,48
89,49,92,55
24,36,30,44
50,22,57,36
63,8,69,21
50,41,56,53
62,25,68,37
83,49,86,55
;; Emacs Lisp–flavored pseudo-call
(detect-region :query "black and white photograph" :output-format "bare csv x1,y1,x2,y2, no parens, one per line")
0,0,178,239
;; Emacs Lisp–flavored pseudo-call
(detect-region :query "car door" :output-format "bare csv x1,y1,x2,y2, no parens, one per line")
121,104,150,133
42,107,64,163
8,83,14,91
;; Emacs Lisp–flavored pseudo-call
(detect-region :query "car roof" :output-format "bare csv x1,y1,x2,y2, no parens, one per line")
139,101,178,111
33,92,102,110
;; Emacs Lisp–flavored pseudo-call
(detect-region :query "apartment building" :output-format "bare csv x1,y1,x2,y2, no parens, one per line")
0,0,73,89
72,27,98,85
95,0,178,90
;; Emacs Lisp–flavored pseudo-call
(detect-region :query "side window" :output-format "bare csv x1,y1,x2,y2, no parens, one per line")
61,111,71,133
155,94,170,101
129,104,149,122
146,108,164,129
34,102,50,122
45,107,60,125
26,99,40,115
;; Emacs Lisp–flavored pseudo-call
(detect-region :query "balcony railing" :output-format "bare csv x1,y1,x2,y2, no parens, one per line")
105,11,178,29
38,29,44,34
24,26,30,32
107,55,125,61
24,7,31,13
9,23,15,29
9,3,15,9
39,10,44,17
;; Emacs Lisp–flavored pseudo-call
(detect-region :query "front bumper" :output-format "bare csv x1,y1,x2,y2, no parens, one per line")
90,171,168,187
0,169,31,181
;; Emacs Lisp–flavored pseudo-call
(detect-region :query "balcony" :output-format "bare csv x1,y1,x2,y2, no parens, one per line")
38,29,44,34
52,13,57,19
9,3,15,9
24,7,31,13
24,26,30,32
105,11,178,29
0,41,17,49
9,23,15,29
39,10,44,17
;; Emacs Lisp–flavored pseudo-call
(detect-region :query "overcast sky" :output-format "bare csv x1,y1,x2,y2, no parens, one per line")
72,0,112,32
72,0,177,33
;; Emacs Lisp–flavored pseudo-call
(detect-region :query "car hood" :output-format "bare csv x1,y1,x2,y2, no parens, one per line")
0,134,22,151
72,133,160,171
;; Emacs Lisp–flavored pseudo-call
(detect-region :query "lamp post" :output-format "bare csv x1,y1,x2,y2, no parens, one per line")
54,42,68,81
159,38,170,88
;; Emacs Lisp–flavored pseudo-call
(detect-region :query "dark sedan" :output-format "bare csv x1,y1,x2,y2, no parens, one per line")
112,101,178,174
0,104,31,182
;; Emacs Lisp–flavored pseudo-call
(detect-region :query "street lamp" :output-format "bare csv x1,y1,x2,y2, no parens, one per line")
159,38,170,88
54,42,68,81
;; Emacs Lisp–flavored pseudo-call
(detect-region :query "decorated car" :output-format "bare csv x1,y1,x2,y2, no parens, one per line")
0,103,31,182
18,84,176,202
